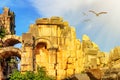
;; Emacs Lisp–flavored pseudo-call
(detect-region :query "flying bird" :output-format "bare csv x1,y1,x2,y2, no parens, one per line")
89,10,107,16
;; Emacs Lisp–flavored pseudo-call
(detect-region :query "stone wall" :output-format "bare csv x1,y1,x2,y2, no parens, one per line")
81,35,108,69
109,47,120,69
27,17,85,79
24,17,108,79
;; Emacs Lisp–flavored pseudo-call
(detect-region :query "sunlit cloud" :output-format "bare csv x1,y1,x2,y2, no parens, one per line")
0,0,120,52
29,0,120,52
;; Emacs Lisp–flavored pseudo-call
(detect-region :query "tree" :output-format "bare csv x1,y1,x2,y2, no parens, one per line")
0,27,6,39
0,27,5,47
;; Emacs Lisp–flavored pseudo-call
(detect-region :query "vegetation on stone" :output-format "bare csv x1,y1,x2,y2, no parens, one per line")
0,28,6,39
9,67,55,80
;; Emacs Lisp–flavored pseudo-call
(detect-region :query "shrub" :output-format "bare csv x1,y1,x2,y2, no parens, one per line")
9,67,55,80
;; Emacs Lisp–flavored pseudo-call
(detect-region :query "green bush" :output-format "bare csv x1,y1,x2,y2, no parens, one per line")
9,67,55,80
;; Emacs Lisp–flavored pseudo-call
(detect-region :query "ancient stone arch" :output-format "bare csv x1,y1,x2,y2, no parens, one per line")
0,46,22,80
0,46,22,59
2,35,22,46
35,38,53,49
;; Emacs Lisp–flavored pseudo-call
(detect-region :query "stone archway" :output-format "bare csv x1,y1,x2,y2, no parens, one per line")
34,38,52,69
2,35,22,46
0,47,22,79
35,38,53,49
36,42,47,49
0,46,22,59
34,38,58,77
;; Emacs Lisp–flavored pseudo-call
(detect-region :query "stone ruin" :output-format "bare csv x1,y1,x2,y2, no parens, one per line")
0,7,120,80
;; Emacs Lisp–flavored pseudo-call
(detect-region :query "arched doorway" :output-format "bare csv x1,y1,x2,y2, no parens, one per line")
36,42,47,50
0,47,21,79
2,35,22,47
35,38,52,49
2,35,22,72
34,41,49,70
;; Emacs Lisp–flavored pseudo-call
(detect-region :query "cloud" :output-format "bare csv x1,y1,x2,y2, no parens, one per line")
29,0,120,52
0,0,119,52
90,0,120,51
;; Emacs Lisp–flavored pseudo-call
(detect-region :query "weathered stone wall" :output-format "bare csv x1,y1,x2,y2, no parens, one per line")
27,17,85,79
81,34,108,69
25,17,109,79
109,47,120,69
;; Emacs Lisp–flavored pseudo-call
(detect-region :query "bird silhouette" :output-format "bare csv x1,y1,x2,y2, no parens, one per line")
89,10,107,16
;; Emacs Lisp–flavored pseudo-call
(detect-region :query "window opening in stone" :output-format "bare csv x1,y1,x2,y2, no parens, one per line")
14,43,22,48
14,43,22,71
36,42,47,49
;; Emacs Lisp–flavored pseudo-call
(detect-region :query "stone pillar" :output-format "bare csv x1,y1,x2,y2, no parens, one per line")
21,47,34,72
21,33,34,72
47,49,57,77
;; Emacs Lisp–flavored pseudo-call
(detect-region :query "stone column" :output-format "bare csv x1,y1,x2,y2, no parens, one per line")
21,47,34,72
21,33,34,72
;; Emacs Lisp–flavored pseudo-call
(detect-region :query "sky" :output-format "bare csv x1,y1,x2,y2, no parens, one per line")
0,0,120,52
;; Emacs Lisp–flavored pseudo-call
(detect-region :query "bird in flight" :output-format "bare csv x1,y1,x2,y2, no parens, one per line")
89,10,107,16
